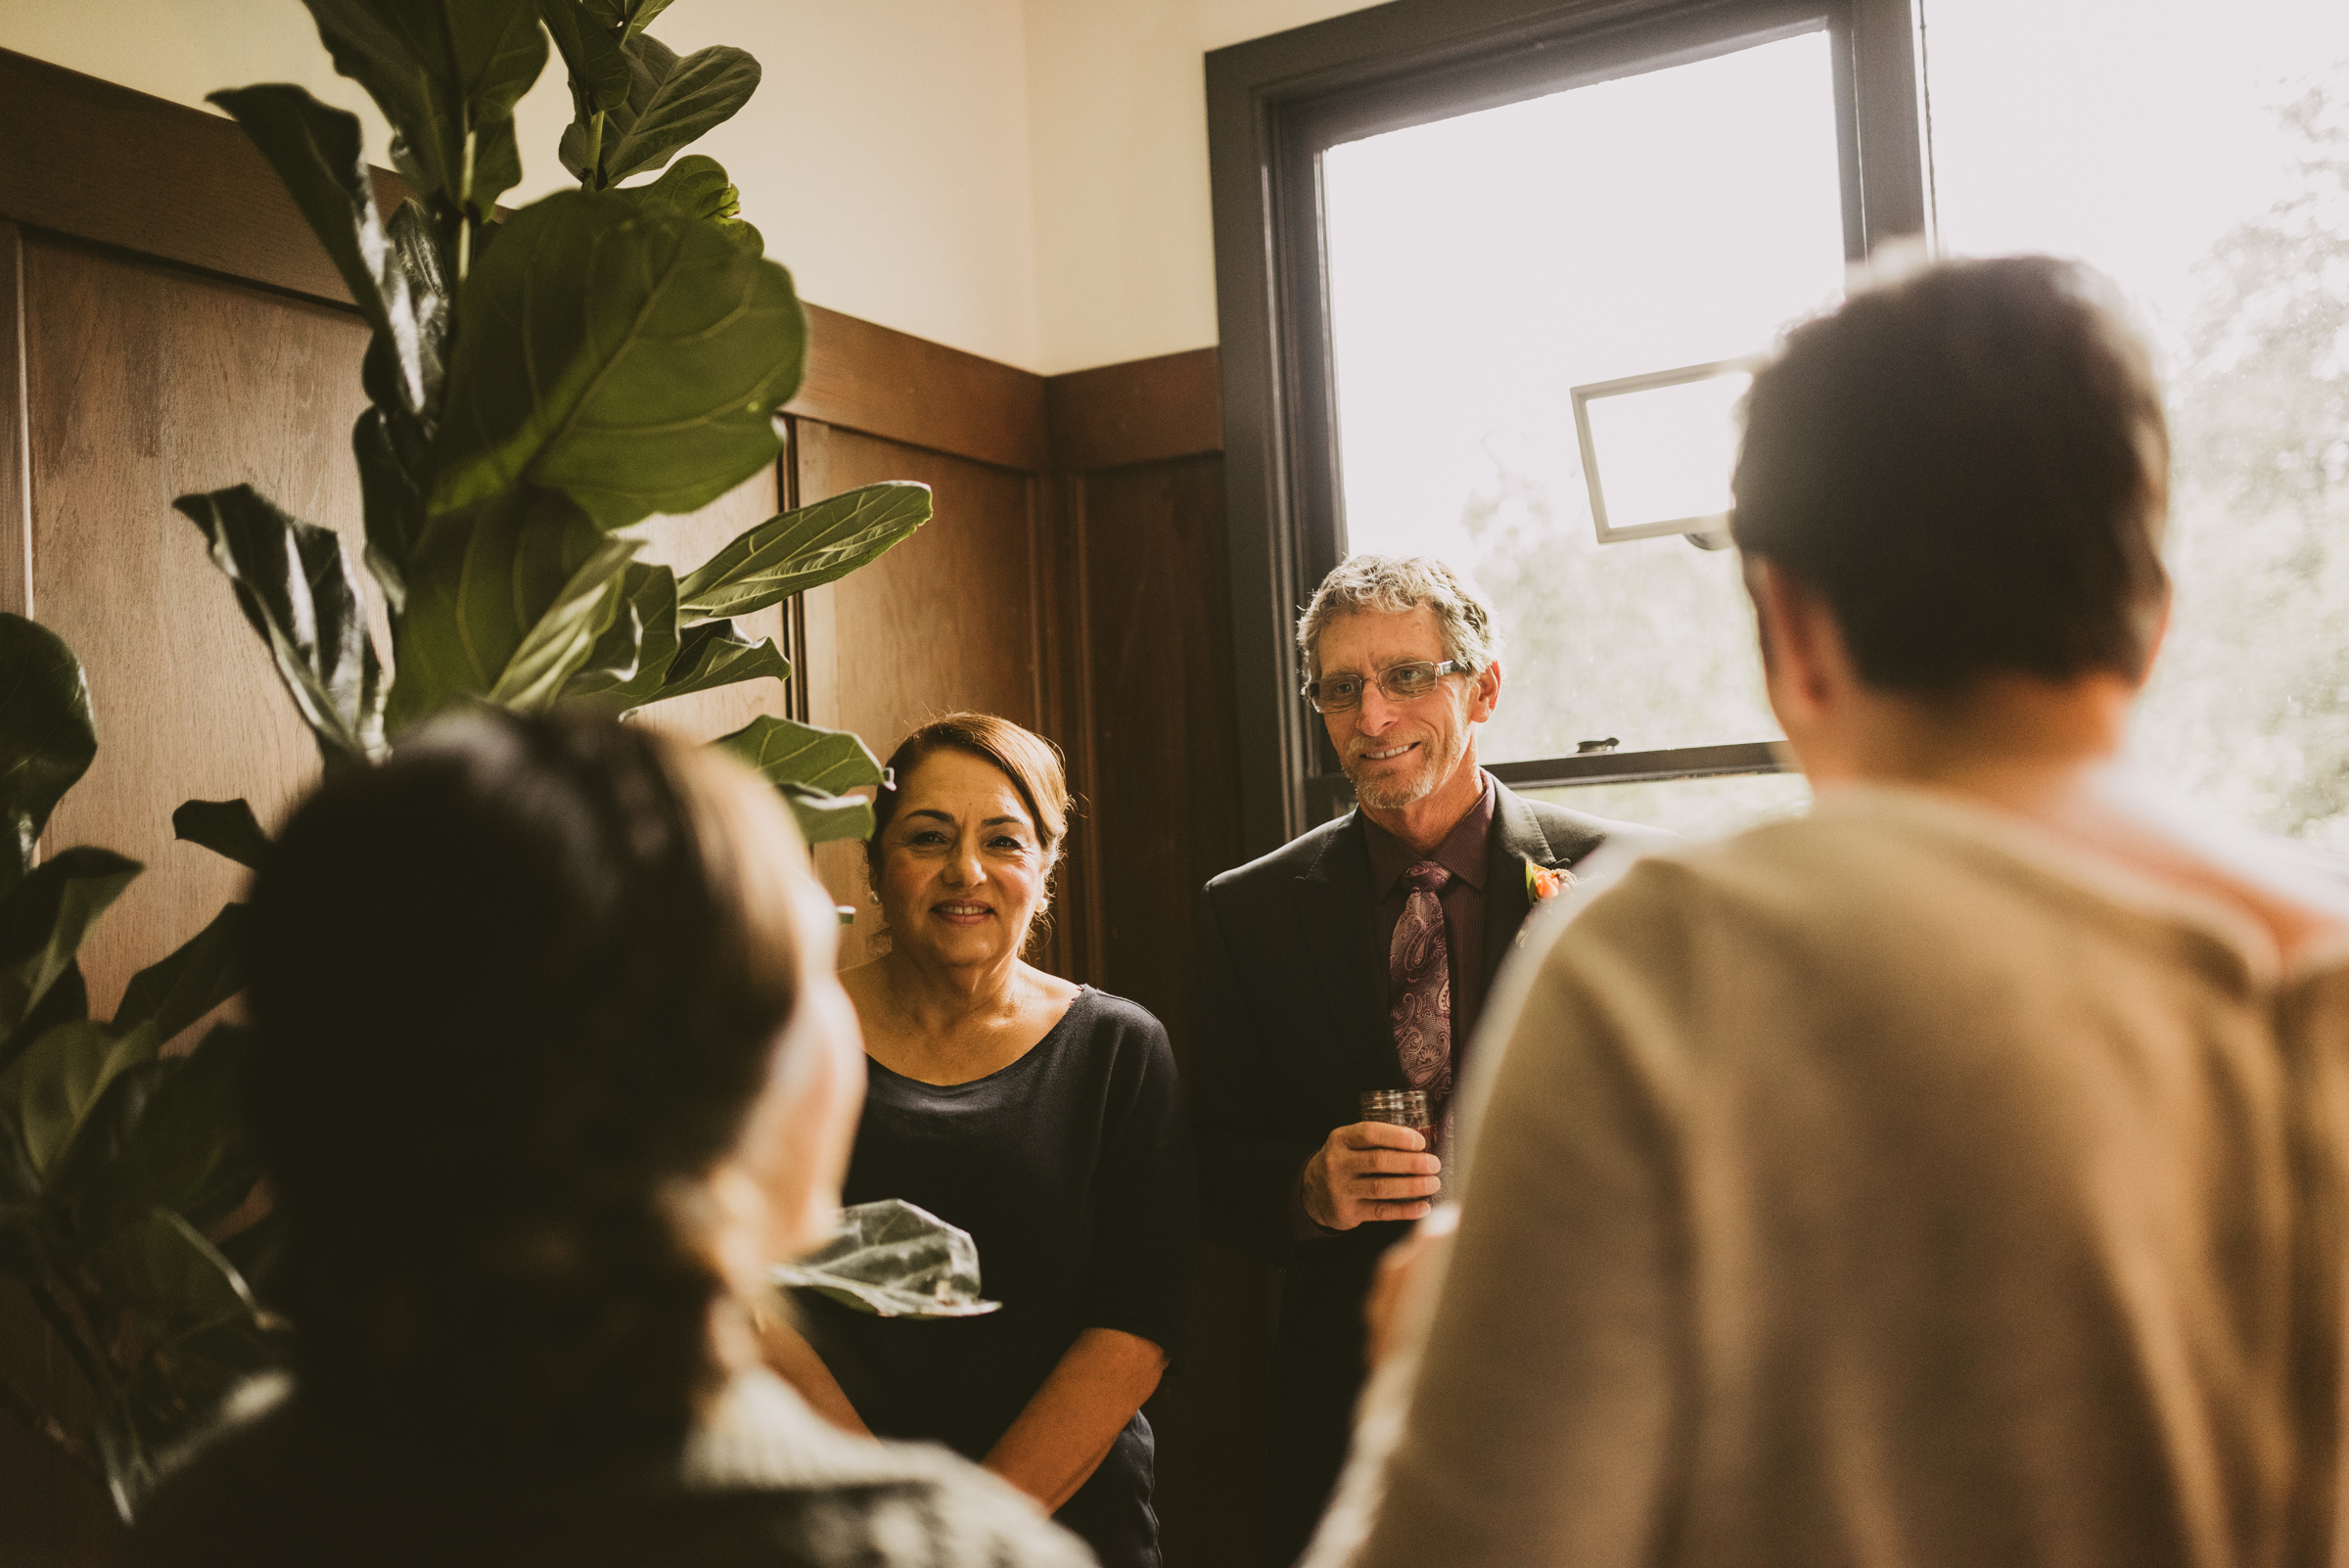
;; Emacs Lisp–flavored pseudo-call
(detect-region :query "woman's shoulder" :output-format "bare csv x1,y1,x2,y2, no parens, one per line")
1051,984,1167,1045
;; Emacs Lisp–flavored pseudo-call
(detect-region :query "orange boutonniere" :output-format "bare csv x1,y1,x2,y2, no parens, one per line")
1526,860,1570,902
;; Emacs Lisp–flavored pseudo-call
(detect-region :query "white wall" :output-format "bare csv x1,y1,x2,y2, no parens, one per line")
1019,0,1366,372
0,0,1369,372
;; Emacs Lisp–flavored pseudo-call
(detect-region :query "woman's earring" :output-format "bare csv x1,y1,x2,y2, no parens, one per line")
869,889,881,905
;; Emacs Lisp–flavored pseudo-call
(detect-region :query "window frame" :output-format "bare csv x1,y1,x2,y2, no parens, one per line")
1206,0,1934,855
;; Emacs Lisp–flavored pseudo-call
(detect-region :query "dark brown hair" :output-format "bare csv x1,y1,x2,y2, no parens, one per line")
864,714,1072,945
1730,254,2171,691
245,710,806,1479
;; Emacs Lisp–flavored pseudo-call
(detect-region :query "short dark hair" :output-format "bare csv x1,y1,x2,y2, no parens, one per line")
1730,254,2171,690
246,710,806,1478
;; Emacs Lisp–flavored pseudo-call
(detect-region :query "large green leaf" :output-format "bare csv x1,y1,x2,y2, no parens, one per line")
428,189,806,529
171,800,270,873
778,782,877,846
584,0,675,42
7,1019,145,1176
0,615,98,889
61,1025,261,1247
716,715,886,797
5,904,246,1178
544,0,631,117
207,85,429,416
88,1209,268,1519
677,484,932,623
4,958,84,1081
653,622,791,702
604,35,760,186
622,154,760,254
562,562,679,708
115,905,248,1051
296,0,546,216
175,486,387,764
389,486,640,730
0,848,139,1046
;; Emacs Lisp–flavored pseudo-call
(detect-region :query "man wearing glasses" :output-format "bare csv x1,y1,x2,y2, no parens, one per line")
1187,555,1666,1560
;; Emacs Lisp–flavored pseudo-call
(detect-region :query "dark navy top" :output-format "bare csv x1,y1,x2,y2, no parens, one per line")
795,988,1197,1568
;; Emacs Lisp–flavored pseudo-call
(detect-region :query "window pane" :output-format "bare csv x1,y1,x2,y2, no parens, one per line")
1322,31,1847,763
1924,1,2349,845
1529,770,1813,841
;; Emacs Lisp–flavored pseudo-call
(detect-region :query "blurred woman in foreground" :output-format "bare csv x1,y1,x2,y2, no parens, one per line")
131,712,1089,1568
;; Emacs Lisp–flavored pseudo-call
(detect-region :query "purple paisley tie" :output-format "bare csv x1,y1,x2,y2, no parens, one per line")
1388,861,1452,1110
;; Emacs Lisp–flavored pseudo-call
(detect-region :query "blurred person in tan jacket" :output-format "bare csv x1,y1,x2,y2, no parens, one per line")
1307,254,2349,1568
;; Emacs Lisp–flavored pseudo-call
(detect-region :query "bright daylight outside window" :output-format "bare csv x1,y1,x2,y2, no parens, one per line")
1926,0,2349,852
1321,30,1845,837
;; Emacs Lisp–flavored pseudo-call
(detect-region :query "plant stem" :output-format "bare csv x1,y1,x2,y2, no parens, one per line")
456,127,478,284
23,1272,111,1405
584,112,607,192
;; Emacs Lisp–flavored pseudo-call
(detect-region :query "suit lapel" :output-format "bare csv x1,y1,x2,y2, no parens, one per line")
1297,811,1408,1093
1481,781,1554,988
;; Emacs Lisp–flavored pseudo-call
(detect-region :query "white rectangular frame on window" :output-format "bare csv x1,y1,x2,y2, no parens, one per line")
1572,355,1760,545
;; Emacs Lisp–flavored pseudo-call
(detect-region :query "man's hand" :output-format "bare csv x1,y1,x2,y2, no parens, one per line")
1301,1121,1441,1230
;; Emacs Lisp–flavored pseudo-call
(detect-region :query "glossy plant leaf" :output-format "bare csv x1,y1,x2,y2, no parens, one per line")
87,1208,267,1520
296,0,546,217
354,407,427,614
389,486,640,730
677,483,932,623
430,189,806,528
4,959,84,1081
584,0,675,43
114,904,248,1053
62,1025,260,1242
5,902,246,1177
0,848,139,1046
778,782,877,846
171,801,269,872
651,621,791,703
543,0,630,117
622,154,760,253
207,85,428,415
562,563,679,708
604,35,760,186
716,716,886,804
0,615,98,889
176,486,387,764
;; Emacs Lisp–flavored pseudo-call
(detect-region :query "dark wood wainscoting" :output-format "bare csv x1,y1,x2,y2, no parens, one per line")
1,47,1252,1566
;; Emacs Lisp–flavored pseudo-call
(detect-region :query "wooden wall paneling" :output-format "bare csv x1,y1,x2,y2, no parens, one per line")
0,50,378,313
2,221,27,619
793,422,1058,971
27,235,375,1018
787,305,1049,474
1044,347,1223,473
1069,455,1241,1062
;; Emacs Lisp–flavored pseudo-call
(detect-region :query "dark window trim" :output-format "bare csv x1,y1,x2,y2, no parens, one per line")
1207,0,1930,858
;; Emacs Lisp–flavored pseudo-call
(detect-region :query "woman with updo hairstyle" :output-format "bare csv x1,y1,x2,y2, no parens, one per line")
769,713,1196,1568
129,711,1090,1568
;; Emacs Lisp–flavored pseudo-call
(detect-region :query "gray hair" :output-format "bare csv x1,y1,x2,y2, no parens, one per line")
1296,555,1503,679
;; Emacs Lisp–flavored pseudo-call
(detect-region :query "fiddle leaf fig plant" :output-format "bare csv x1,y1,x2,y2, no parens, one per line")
180,0,925,839
0,0,936,1525
0,615,275,1521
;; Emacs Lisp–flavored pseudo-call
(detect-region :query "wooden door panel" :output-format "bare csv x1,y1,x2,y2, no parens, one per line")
26,236,372,1017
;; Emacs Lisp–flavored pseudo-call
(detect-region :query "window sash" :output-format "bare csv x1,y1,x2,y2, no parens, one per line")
1207,0,1929,853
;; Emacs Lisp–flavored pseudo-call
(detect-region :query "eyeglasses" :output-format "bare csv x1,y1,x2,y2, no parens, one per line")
1303,660,1467,714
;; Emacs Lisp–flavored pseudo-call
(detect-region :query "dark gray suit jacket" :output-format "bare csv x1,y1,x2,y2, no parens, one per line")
1186,777,1663,1537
